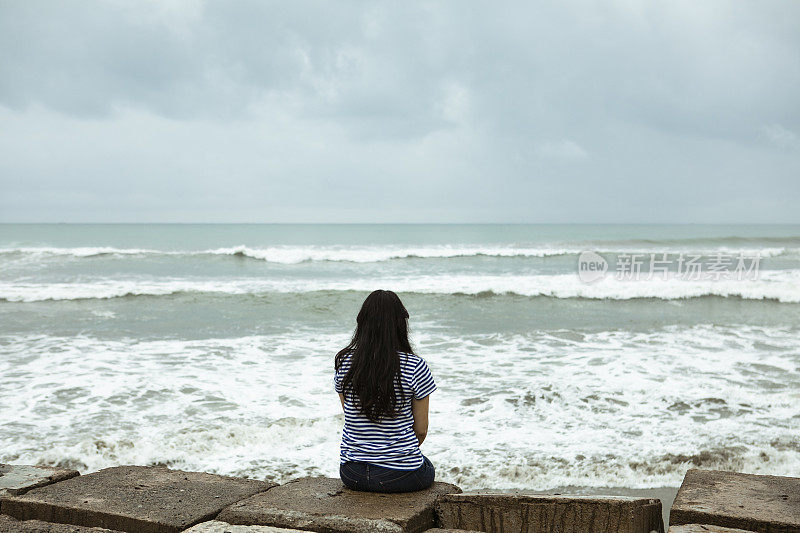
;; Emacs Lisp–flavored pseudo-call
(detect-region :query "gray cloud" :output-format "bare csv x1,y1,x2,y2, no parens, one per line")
0,0,798,222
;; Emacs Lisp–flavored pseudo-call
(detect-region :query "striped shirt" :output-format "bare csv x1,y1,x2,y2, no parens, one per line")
334,351,437,470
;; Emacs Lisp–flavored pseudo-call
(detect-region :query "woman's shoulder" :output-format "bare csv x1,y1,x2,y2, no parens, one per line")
336,349,354,365
397,351,424,367
339,350,422,364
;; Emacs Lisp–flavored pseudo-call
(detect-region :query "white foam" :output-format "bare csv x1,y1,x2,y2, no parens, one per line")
1,325,798,488
2,270,800,302
0,246,159,257
0,244,793,263
205,245,574,263
0,244,574,262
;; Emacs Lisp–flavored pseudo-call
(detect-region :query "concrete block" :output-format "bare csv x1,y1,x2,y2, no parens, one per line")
0,464,79,499
435,492,664,533
668,525,754,533
217,476,461,533
0,465,272,533
669,469,800,532
182,520,309,532
422,529,485,532
0,514,118,532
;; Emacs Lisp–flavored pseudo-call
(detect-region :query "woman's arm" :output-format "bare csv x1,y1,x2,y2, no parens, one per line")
411,396,429,445
338,393,345,411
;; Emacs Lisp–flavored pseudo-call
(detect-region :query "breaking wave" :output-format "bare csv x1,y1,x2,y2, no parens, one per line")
1,325,797,488
0,244,794,264
2,270,800,302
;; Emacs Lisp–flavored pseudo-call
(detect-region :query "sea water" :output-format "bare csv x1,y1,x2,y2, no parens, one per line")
0,224,798,489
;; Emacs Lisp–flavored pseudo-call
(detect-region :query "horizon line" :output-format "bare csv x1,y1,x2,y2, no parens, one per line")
2,221,800,226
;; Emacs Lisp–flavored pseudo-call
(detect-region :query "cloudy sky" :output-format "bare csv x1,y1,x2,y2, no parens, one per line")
1,1,798,223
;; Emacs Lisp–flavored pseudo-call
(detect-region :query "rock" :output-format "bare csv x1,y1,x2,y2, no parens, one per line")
0,514,118,532
0,464,79,499
668,525,753,533
182,521,309,532
0,465,272,533
669,469,800,532
422,529,485,532
435,492,664,533
217,476,461,533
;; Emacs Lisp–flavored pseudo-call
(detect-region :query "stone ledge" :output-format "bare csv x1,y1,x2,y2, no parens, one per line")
435,492,664,533
0,464,80,500
668,525,754,533
669,469,800,532
0,514,119,532
217,476,461,533
422,529,485,532
0,465,272,533
183,520,310,532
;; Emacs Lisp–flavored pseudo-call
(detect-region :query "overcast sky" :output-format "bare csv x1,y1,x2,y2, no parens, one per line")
1,1,798,223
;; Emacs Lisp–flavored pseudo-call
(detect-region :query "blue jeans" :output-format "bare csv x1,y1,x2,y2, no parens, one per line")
339,455,435,493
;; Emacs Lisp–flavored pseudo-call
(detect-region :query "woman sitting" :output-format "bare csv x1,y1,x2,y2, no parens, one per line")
334,289,437,493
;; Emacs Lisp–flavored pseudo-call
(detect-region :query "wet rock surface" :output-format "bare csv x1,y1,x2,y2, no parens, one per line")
435,492,664,533
182,520,309,532
669,469,800,532
422,529,485,532
668,525,754,533
0,514,119,532
0,465,271,533
0,464,80,499
217,476,461,533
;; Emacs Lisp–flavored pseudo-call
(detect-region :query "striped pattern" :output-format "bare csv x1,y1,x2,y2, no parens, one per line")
334,351,437,470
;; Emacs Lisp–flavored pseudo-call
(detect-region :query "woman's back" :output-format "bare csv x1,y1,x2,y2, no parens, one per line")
334,289,437,492
335,350,436,469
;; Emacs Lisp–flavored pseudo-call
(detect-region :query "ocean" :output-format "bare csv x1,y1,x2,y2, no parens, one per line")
1,223,798,492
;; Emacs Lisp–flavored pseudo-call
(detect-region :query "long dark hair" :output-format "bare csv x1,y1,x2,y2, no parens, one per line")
335,290,414,422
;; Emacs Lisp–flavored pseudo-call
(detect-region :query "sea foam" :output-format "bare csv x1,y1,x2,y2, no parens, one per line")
1,325,797,489
0,244,793,263
2,270,800,302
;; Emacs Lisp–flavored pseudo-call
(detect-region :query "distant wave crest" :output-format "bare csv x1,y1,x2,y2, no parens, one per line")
2,271,799,302
0,244,795,264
